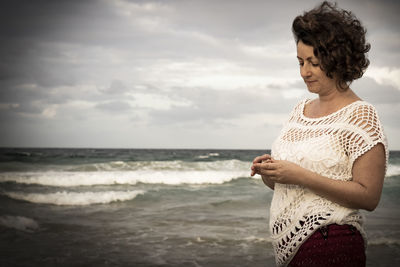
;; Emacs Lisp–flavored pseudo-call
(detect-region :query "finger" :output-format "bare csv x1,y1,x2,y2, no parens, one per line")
252,163,274,175
257,171,278,181
252,156,263,164
253,154,271,163
251,163,263,172
251,163,261,175
253,154,270,163
250,165,257,176
260,169,278,178
261,154,271,161
265,162,279,169
252,162,270,171
262,162,276,170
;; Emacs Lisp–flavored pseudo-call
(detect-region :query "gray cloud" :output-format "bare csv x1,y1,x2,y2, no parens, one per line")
149,86,297,125
354,77,400,104
101,80,129,95
95,100,132,113
0,0,399,148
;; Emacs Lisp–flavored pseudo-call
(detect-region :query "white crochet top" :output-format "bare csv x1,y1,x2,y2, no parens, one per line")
269,99,388,267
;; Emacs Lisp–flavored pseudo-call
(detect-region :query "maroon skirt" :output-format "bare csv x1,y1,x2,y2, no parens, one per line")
288,224,366,267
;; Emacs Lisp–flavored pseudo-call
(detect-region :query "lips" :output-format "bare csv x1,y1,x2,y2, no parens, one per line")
305,80,317,85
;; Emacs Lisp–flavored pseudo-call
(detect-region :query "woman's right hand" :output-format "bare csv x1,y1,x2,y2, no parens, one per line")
250,154,272,176
251,154,275,190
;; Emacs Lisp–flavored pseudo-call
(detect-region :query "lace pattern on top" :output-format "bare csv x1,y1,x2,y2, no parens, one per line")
269,99,388,267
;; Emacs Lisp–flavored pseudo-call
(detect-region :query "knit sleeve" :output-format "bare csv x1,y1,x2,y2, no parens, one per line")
345,103,388,170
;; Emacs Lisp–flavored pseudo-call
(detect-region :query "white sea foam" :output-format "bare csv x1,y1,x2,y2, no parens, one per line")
386,164,400,177
2,160,397,187
66,159,246,172
2,190,144,206
197,153,220,159
243,235,272,243
0,215,39,232
369,237,400,246
0,169,251,187
0,160,253,186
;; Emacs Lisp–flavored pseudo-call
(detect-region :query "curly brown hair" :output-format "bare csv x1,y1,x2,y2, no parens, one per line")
292,1,370,90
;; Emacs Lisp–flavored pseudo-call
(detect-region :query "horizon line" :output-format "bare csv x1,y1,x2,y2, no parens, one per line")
1,146,399,152
0,146,271,151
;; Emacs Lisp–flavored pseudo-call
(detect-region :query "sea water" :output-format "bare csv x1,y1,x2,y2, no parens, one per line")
0,148,399,266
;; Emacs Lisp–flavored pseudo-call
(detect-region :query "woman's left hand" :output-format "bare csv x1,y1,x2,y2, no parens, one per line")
251,159,305,185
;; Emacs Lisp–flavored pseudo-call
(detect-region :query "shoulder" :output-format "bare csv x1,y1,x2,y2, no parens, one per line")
346,101,388,151
347,101,381,126
345,101,389,171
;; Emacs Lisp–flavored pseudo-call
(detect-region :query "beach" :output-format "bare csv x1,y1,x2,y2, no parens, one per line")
1,148,399,266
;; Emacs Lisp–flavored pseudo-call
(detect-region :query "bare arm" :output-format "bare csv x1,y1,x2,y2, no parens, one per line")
252,144,386,211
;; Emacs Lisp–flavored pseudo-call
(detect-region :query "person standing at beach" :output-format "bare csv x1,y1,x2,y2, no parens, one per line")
250,2,388,266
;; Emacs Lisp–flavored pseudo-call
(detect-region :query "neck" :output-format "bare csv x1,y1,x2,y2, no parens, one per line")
317,87,359,105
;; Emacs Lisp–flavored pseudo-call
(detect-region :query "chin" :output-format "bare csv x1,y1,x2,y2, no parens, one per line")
306,86,319,94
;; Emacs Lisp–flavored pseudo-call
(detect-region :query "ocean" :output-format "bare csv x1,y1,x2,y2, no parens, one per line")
0,148,399,266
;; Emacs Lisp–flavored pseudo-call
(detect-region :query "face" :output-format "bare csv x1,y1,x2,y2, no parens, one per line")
296,40,338,94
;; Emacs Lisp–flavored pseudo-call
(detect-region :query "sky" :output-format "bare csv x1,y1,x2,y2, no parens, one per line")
0,0,399,149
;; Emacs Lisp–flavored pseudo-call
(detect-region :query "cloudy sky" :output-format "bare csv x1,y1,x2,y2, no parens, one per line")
0,0,399,149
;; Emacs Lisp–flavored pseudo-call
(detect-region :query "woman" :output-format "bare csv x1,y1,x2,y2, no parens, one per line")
251,2,388,267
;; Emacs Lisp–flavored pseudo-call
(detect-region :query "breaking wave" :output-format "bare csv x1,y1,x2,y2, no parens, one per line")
387,163,400,178
0,170,251,187
0,215,39,232
0,159,252,187
2,190,144,206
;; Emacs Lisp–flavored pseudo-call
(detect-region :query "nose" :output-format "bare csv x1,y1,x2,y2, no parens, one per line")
300,63,312,79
